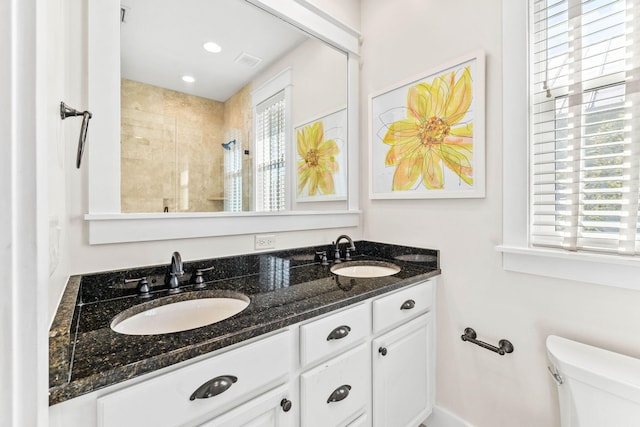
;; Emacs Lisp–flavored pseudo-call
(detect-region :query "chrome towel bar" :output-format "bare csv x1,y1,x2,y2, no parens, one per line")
461,327,514,355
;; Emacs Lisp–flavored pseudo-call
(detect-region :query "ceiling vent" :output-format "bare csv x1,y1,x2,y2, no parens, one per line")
234,52,262,69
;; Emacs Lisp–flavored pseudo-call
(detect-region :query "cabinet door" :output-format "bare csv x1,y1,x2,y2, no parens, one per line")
372,313,433,427
200,385,294,427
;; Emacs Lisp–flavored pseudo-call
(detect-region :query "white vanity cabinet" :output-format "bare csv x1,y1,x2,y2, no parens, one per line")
296,279,435,427
50,278,437,427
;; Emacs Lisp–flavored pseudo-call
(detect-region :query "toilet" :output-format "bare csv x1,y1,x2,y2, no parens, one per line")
546,335,640,426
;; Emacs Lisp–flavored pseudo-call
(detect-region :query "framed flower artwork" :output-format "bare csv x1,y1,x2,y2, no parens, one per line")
295,107,348,202
369,51,485,199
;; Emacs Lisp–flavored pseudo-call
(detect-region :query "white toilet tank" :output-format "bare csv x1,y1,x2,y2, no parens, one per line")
546,335,640,427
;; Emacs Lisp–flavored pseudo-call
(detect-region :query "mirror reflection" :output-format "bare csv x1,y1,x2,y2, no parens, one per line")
119,0,348,213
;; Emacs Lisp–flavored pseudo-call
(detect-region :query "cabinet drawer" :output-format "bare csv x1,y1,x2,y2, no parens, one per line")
199,384,293,427
97,331,291,427
300,344,368,427
300,303,369,367
347,413,368,426
372,280,432,333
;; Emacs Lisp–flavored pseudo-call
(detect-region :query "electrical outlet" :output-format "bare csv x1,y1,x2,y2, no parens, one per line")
255,234,276,250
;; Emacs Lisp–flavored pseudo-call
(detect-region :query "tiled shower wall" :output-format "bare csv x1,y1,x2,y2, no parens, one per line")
121,79,252,213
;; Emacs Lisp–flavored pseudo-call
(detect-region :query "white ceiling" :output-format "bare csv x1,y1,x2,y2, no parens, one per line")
120,0,308,101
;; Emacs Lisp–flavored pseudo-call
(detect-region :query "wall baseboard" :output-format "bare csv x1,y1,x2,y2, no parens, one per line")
425,406,474,427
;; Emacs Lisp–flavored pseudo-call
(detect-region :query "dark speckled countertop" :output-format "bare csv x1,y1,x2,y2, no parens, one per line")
48,241,440,406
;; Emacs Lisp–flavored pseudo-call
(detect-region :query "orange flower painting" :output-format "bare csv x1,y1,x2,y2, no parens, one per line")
383,66,474,191
297,121,340,196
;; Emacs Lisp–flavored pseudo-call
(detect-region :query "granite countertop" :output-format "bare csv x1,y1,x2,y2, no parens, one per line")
48,241,440,406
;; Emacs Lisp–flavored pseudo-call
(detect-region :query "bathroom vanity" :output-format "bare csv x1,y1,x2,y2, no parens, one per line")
48,242,440,427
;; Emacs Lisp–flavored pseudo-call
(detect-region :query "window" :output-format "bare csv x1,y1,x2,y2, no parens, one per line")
530,0,640,255
223,132,243,212
255,91,287,212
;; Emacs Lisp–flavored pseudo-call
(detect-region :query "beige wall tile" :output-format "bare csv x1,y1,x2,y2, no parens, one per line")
121,79,240,213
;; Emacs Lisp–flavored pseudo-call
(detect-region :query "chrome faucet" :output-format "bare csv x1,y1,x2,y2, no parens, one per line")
167,251,184,293
333,235,356,263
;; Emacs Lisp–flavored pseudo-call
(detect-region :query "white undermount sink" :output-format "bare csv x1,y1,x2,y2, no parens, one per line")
111,293,249,335
330,261,401,278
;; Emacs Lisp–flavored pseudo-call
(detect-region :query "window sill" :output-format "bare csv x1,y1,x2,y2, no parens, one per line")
496,245,640,291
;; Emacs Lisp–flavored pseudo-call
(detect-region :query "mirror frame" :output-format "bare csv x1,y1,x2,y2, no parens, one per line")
85,0,360,244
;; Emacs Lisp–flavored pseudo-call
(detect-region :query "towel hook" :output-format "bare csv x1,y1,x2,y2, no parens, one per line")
60,102,93,168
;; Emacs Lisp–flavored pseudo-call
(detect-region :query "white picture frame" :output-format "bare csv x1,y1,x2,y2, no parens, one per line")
369,50,485,199
295,107,348,202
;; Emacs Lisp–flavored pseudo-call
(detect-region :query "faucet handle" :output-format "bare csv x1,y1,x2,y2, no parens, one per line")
192,266,215,289
344,247,352,261
124,276,151,298
315,251,329,266
332,242,342,263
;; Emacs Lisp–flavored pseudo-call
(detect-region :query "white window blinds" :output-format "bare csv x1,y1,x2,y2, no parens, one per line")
255,91,286,212
223,133,242,213
530,0,640,255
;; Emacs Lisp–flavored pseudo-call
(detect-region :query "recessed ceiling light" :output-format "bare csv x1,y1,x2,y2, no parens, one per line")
182,75,195,83
203,42,222,53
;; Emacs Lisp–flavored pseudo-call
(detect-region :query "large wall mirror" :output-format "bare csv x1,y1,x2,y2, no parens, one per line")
86,0,360,244
120,0,347,214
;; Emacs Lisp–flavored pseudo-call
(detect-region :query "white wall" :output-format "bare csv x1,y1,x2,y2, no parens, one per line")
359,1,640,426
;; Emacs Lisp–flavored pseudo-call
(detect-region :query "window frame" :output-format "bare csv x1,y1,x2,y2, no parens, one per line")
254,89,288,212
498,0,640,290
530,0,634,253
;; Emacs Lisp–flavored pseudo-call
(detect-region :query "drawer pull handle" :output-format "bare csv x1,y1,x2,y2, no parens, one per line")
327,384,351,403
327,325,351,341
400,299,415,310
280,398,293,412
379,346,388,356
189,375,237,401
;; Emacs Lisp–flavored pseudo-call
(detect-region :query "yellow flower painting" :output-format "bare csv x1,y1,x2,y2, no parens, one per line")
383,67,473,191
297,121,340,197
371,53,484,199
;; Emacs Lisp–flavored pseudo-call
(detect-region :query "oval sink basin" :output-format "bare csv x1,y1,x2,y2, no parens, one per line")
330,261,401,278
111,293,249,335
